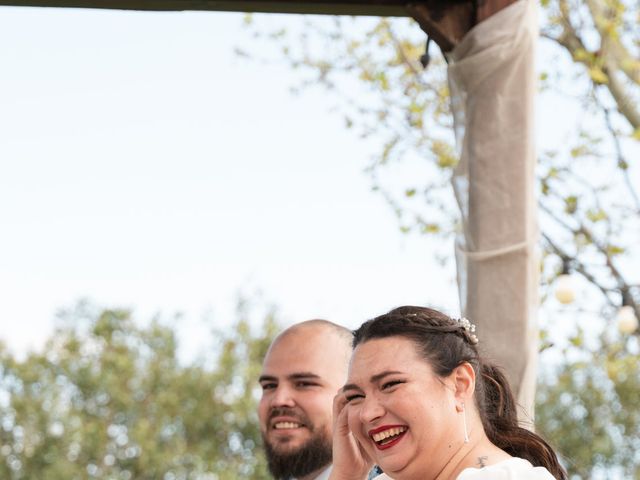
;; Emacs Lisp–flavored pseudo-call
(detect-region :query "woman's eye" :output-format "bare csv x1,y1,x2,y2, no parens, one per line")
382,380,403,390
345,394,364,403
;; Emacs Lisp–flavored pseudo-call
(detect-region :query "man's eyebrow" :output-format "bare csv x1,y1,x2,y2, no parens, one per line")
288,372,321,380
342,370,404,392
258,372,321,384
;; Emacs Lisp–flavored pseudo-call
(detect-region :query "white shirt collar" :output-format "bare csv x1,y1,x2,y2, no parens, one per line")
293,465,332,480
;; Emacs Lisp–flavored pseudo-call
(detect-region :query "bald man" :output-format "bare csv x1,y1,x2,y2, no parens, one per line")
258,320,352,480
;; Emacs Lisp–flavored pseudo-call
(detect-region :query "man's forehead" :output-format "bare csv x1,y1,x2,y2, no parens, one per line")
261,323,350,380
261,342,327,375
265,325,335,359
261,343,341,379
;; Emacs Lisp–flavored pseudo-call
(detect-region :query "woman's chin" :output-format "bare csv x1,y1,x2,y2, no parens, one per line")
376,457,410,477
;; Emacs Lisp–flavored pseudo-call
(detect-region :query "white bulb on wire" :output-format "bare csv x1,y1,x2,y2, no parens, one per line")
555,274,576,304
616,306,638,334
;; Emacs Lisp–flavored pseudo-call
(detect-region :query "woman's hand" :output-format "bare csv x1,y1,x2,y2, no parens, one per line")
328,390,374,480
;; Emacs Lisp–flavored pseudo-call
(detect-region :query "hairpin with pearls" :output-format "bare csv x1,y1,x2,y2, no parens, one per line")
457,317,479,345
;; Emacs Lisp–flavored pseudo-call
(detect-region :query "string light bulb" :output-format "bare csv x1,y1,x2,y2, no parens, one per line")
555,274,576,304
616,306,638,335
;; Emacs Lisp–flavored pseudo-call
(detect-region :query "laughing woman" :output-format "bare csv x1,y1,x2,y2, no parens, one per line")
329,307,566,480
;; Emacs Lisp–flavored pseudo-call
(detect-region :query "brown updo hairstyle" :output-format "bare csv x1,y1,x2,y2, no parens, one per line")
353,306,566,480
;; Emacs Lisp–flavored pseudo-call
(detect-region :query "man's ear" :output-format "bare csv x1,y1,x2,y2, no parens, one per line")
452,362,475,405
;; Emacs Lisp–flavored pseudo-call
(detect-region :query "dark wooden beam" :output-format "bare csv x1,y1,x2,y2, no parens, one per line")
0,0,411,16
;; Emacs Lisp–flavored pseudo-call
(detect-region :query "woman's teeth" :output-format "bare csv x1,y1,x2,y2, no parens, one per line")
372,426,407,444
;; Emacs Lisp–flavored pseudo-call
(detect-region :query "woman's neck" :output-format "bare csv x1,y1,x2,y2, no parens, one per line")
433,434,511,480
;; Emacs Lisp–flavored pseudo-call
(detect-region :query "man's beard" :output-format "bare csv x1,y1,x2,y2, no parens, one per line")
263,429,333,479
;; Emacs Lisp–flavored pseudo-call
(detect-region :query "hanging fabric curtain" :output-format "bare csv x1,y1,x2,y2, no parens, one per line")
447,0,539,422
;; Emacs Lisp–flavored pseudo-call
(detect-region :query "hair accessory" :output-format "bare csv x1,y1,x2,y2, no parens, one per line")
457,317,479,345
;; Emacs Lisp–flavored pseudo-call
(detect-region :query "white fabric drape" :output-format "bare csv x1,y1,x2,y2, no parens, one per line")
446,0,539,422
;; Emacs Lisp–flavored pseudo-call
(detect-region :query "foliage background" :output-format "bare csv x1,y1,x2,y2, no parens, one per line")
1,298,638,479
0,301,278,480
1,0,639,479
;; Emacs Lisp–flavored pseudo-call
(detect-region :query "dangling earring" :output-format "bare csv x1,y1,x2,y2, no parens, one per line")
462,402,470,443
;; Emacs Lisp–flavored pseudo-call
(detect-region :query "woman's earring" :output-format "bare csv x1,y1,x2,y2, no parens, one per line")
462,402,470,443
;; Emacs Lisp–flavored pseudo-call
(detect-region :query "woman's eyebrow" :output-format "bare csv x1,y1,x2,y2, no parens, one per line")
370,370,404,383
342,370,404,392
342,383,361,393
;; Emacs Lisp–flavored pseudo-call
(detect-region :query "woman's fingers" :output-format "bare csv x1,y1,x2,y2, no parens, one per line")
333,390,350,433
330,390,374,480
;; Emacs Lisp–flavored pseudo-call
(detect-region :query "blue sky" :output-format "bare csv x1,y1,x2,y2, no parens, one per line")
0,6,459,357
3,5,635,361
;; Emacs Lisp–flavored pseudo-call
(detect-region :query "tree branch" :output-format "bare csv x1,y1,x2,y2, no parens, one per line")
600,103,640,212
584,0,640,85
550,0,640,129
539,201,631,303
541,232,616,306
602,60,640,130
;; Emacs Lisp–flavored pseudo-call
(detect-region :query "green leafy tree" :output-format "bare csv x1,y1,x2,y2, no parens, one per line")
537,328,640,478
0,300,279,480
240,2,639,477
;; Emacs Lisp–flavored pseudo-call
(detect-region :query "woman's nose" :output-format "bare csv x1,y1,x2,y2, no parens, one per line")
359,395,385,424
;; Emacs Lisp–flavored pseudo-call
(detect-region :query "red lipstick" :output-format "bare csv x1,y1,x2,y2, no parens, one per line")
368,425,408,451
